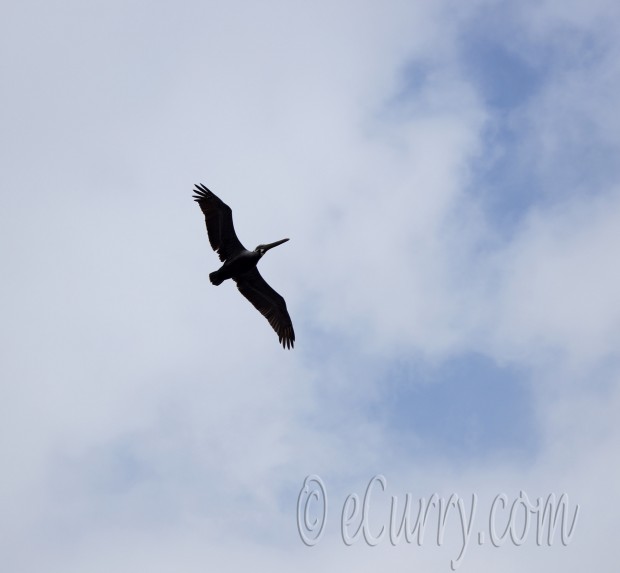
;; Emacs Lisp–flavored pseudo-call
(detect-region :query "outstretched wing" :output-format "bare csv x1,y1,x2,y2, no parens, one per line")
193,183,246,261
234,268,295,349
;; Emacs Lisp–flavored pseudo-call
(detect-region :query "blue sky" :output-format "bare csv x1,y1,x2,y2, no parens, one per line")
2,0,620,571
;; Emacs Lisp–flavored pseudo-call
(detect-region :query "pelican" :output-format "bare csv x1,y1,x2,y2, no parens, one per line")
193,184,295,349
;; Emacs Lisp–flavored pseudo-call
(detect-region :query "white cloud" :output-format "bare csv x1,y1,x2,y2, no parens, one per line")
490,190,620,372
1,0,619,571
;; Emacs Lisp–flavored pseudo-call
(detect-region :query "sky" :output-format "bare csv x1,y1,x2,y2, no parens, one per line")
1,0,620,570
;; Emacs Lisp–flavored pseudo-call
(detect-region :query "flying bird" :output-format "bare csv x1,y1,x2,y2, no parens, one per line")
193,183,295,349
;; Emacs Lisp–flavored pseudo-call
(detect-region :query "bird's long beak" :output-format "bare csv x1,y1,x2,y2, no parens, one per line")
263,238,289,251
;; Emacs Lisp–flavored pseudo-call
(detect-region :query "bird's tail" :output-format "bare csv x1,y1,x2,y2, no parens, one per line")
209,269,225,286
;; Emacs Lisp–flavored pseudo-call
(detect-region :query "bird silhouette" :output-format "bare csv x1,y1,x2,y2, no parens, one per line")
193,183,295,349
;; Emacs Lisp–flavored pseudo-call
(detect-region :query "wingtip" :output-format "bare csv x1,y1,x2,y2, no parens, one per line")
193,186,212,214
280,335,295,349
192,183,212,199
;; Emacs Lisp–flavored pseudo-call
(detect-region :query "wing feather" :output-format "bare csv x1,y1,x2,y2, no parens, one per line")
234,268,295,349
192,184,246,261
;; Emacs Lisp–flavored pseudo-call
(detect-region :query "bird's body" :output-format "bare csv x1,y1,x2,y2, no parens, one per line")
209,249,261,286
193,184,295,349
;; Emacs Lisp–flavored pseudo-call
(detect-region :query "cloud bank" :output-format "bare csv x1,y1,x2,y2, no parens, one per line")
1,0,619,570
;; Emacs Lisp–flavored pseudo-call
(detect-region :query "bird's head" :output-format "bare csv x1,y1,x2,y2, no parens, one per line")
255,238,289,257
